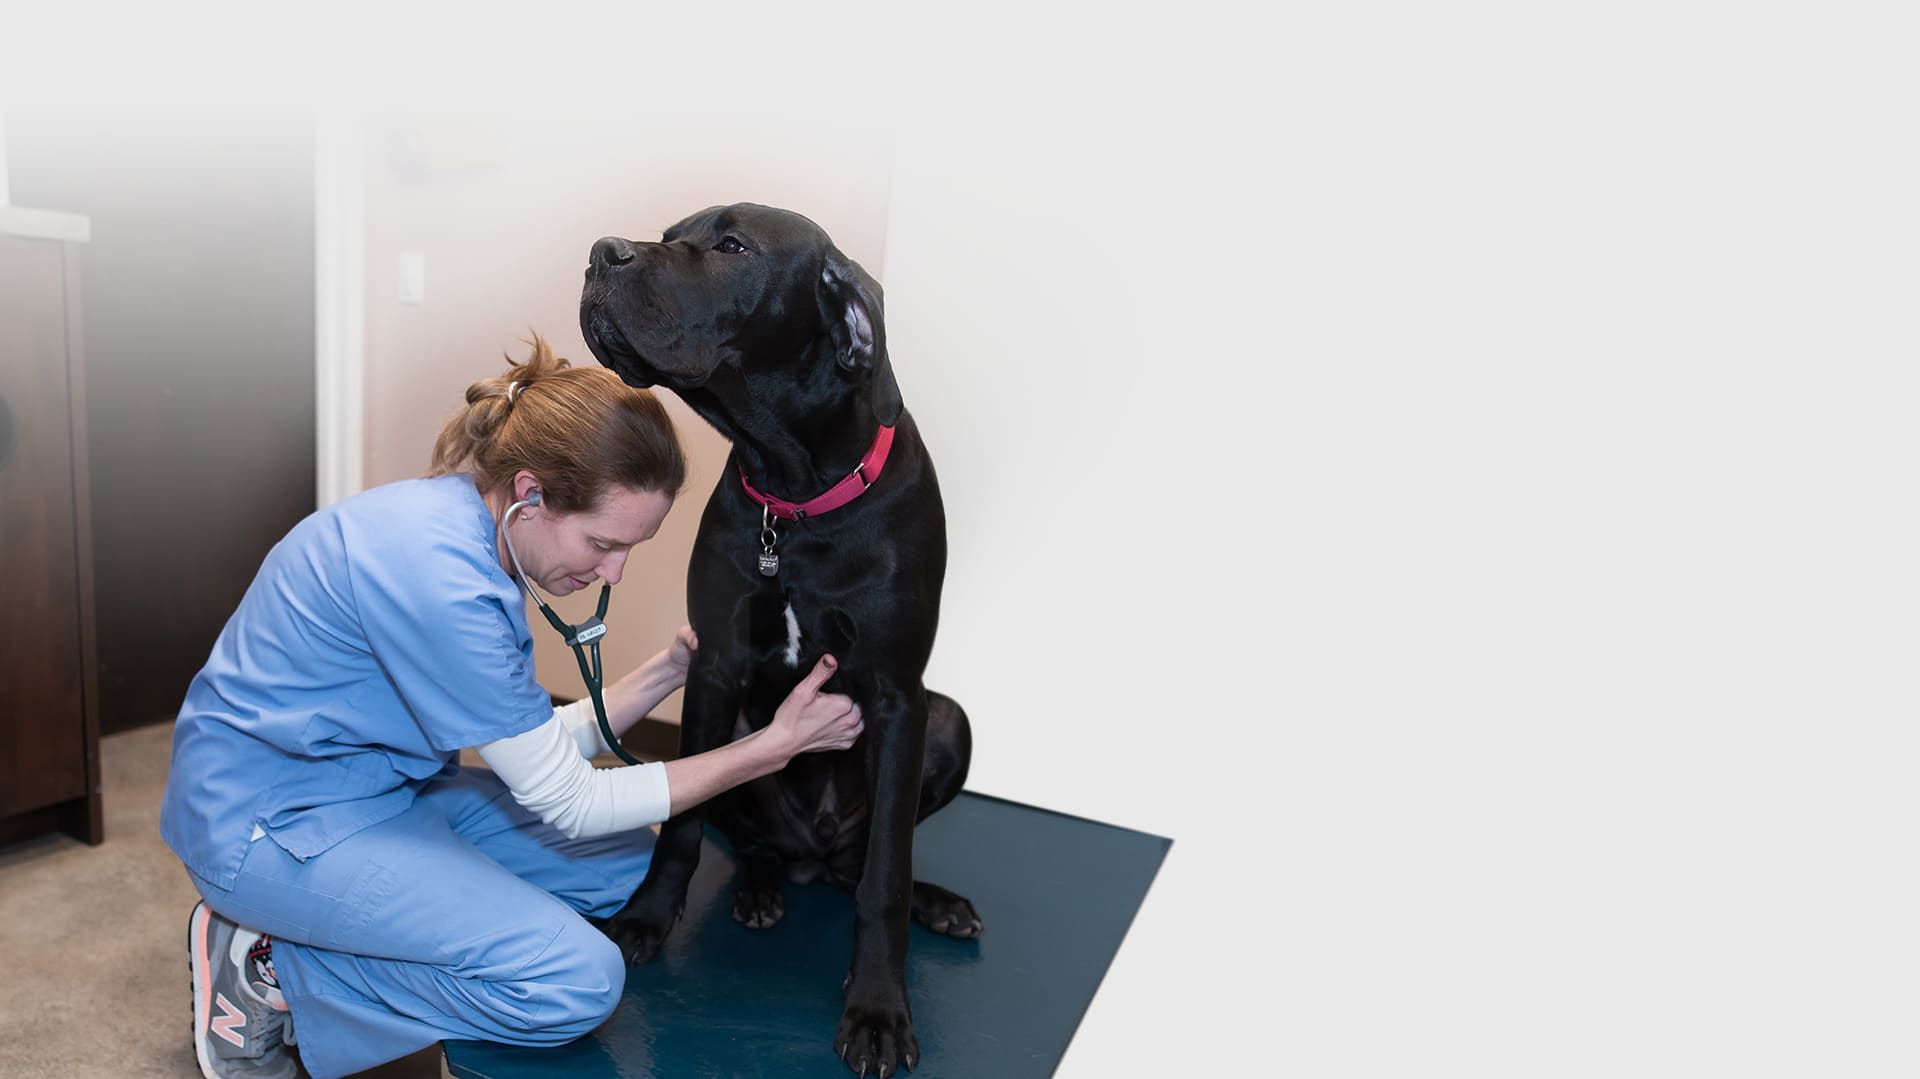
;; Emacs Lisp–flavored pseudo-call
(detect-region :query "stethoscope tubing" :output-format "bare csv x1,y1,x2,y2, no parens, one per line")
501,497,645,766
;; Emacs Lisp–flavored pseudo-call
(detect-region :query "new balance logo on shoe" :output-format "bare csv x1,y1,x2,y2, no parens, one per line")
210,992,247,1047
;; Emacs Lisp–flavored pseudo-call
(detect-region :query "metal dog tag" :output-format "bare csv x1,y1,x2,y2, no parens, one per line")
757,505,781,577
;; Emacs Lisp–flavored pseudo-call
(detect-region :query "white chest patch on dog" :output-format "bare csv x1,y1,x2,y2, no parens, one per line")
783,602,802,667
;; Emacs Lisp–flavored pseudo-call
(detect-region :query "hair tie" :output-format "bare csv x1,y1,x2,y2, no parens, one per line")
507,380,526,402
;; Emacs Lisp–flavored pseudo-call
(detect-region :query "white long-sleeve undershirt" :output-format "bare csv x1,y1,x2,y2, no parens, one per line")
550,696,613,758
475,699,672,839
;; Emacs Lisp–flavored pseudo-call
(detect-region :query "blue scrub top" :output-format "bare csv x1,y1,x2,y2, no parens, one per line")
161,474,554,888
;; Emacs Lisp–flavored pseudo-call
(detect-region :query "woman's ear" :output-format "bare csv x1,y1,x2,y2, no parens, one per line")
513,470,544,510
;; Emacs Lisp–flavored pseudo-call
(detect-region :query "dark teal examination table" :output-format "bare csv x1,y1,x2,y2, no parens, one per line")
444,791,1171,1078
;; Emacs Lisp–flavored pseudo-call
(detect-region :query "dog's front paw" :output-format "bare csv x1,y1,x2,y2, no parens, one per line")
910,881,983,939
835,994,919,1078
595,909,679,965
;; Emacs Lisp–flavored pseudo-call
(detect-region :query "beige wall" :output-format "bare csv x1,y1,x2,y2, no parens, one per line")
358,111,894,718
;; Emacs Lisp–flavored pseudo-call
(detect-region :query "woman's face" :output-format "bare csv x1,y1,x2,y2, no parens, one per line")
508,483,673,596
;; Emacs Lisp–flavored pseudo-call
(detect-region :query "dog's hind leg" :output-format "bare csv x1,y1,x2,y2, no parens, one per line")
910,691,984,939
731,851,786,929
915,691,971,823
910,881,982,938
714,796,790,929
715,715,792,930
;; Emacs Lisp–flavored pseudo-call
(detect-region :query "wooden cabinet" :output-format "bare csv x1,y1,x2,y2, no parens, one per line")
0,206,101,846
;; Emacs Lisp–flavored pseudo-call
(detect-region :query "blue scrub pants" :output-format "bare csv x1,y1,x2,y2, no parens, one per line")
185,767,653,1079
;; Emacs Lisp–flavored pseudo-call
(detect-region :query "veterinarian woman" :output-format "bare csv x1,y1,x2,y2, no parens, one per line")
161,338,863,1079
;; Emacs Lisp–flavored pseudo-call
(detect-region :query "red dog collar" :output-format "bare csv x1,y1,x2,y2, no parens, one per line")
740,425,896,521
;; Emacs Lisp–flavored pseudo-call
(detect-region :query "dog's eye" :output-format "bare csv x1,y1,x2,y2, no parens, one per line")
714,236,746,254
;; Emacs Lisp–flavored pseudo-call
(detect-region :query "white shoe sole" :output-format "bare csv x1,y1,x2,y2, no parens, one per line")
188,901,221,1079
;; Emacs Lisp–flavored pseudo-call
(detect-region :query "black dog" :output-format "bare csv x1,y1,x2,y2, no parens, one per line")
579,203,980,1077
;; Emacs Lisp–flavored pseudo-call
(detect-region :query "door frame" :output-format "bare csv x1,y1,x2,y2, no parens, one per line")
314,112,364,509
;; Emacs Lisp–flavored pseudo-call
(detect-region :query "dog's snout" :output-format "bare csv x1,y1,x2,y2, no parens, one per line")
590,236,638,270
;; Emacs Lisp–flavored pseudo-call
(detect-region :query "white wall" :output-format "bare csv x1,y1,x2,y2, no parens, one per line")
879,8,1915,1079
0,112,10,206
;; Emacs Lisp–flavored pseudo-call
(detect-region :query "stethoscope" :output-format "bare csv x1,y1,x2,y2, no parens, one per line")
499,489,645,766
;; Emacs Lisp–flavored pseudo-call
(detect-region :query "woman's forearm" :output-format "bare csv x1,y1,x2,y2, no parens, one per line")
659,727,794,816
597,648,683,739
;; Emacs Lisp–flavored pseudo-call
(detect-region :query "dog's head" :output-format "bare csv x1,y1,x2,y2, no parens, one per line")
579,203,901,429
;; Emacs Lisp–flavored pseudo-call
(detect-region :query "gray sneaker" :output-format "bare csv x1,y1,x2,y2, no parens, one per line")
188,901,303,1079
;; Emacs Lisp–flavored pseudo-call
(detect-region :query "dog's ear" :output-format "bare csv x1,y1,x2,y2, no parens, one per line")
819,248,903,426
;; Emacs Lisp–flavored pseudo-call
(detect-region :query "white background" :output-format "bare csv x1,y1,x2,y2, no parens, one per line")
6,3,1918,1075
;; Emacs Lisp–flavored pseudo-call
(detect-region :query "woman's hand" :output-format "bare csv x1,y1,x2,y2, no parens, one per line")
657,624,698,691
652,653,864,820
591,625,700,745
768,654,864,758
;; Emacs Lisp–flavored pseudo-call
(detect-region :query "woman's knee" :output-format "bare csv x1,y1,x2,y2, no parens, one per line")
526,918,626,1038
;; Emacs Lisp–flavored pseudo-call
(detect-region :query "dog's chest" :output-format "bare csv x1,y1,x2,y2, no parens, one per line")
742,569,860,675
748,592,806,669
778,599,803,667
